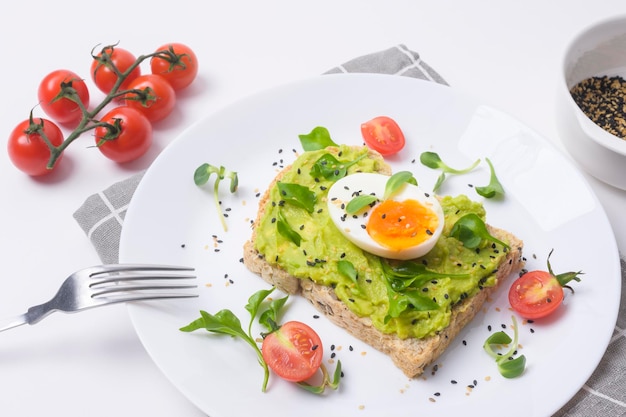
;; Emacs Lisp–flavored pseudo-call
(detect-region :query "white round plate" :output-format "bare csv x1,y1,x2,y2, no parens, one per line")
120,74,621,417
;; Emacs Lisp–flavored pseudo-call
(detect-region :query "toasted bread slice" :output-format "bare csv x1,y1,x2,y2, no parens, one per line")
243,147,524,378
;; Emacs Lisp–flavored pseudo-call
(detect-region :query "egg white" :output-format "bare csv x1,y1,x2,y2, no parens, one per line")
326,172,444,260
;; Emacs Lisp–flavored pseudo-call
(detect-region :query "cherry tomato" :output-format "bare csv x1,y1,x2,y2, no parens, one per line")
261,321,324,382
94,107,152,163
150,43,198,90
91,46,141,95
37,69,90,126
508,250,582,319
123,74,176,122
361,116,406,156
8,117,64,176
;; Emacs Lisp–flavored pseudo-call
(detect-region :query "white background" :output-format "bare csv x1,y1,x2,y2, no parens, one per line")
0,1,624,416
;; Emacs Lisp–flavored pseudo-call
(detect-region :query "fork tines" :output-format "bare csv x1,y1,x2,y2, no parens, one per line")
87,264,198,301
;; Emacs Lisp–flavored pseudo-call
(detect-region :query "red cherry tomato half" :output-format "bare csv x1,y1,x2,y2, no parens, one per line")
360,116,406,155
91,46,141,95
508,271,565,319
94,107,152,163
123,74,176,122
150,43,198,91
261,321,324,382
38,69,90,126
8,118,64,176
508,250,582,320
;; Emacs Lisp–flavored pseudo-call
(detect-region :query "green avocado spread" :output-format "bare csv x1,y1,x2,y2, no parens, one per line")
254,145,510,339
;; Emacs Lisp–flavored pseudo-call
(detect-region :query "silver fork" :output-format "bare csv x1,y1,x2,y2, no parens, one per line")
0,264,197,333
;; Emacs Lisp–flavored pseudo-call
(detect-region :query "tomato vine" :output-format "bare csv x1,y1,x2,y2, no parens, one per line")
9,43,198,175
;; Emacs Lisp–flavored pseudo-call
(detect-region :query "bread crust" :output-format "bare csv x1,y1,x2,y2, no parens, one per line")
243,147,524,378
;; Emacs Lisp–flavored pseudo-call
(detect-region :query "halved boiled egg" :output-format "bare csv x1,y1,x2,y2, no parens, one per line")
326,172,444,260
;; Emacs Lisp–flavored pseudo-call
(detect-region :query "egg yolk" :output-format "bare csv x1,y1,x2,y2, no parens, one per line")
367,199,439,250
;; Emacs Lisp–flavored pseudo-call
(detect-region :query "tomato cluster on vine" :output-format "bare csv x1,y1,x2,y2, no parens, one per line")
7,42,198,176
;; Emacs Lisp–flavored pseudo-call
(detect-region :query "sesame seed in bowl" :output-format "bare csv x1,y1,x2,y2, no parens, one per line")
555,14,626,190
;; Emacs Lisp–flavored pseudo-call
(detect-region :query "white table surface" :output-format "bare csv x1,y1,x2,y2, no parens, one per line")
1,1,624,416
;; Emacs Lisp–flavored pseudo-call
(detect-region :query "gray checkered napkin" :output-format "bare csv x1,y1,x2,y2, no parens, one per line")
72,44,625,417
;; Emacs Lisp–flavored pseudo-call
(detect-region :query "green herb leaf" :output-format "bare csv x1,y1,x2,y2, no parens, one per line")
345,194,378,215
384,171,417,199
310,152,368,181
475,158,505,199
450,213,510,249
276,210,302,246
498,355,527,379
433,172,446,193
484,331,512,346
245,288,275,334
382,260,469,292
420,152,480,192
277,182,317,213
181,301,273,391
345,171,416,215
420,152,480,174
194,163,239,231
337,260,358,284
259,295,289,332
483,315,526,379
298,126,339,151
296,361,342,394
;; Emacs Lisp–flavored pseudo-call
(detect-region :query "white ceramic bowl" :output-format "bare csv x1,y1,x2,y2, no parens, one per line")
555,14,626,190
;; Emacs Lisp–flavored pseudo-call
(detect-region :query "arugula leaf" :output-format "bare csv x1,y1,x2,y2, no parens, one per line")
450,213,510,249
475,158,505,199
382,260,469,292
245,287,275,334
181,292,275,391
277,182,317,213
298,126,338,151
258,295,289,332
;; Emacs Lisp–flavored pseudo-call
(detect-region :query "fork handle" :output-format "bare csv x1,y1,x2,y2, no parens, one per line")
0,313,28,333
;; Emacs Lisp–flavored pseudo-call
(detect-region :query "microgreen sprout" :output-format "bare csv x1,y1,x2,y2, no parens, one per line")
475,158,505,199
297,361,342,394
450,213,510,250
298,126,339,151
483,315,526,378
420,151,480,192
194,163,239,231
345,171,417,215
